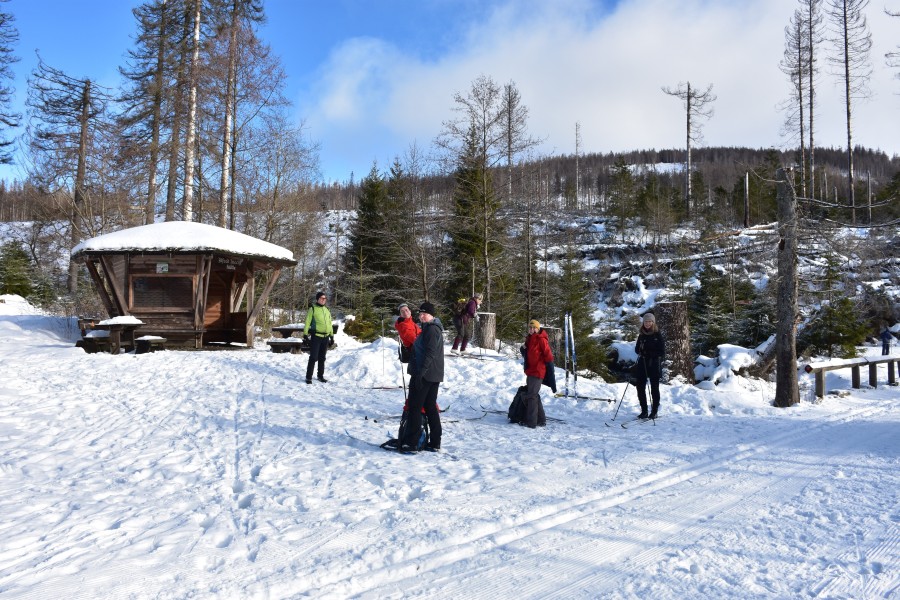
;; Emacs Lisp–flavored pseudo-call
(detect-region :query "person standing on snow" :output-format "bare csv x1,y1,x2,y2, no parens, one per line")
304,292,332,384
521,319,554,428
881,327,894,355
401,302,444,452
451,292,482,355
634,312,665,419
394,303,420,359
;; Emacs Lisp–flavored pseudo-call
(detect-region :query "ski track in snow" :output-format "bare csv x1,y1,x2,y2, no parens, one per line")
0,307,898,599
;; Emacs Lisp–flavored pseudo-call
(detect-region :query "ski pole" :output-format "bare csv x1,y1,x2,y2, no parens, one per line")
610,381,630,421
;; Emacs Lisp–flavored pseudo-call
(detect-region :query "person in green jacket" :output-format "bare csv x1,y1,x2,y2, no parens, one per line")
304,291,333,384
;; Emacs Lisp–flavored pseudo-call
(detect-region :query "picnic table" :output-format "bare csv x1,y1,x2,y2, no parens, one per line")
271,323,305,338
77,316,144,354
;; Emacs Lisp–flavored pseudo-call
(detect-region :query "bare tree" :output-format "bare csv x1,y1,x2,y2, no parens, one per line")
212,0,264,229
26,56,112,293
826,0,872,224
119,0,180,225
662,81,716,217
781,9,810,197
500,80,539,203
0,0,19,164
887,7,900,82
183,0,203,222
803,0,824,200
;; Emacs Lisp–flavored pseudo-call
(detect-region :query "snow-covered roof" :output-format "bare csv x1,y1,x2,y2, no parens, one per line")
71,221,295,263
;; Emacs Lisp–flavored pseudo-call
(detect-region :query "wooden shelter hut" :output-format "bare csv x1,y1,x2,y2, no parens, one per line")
71,222,296,348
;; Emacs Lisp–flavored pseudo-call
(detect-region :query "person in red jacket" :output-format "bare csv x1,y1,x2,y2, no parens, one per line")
522,319,554,428
394,303,420,352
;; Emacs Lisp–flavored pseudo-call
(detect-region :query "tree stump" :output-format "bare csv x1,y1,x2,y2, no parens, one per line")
655,301,693,383
475,312,496,351
543,326,564,368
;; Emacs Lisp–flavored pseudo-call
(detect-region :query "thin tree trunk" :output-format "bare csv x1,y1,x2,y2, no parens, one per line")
182,0,201,222
807,4,816,201
219,0,240,228
165,5,189,222
68,80,91,294
685,82,692,217
840,0,855,223
146,1,167,225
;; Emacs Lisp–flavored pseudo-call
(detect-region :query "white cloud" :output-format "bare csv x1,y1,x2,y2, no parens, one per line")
306,0,899,181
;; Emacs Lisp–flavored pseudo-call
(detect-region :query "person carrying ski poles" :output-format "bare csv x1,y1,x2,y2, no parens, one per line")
634,312,665,419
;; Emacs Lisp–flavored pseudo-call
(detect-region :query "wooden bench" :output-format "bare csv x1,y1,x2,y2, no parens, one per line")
76,333,112,354
135,336,167,354
266,338,309,354
804,356,898,398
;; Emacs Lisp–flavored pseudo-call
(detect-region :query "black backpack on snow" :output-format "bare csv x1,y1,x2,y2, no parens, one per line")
507,386,527,424
380,408,430,451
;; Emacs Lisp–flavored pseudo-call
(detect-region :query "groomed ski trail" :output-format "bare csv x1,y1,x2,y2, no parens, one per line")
307,403,897,599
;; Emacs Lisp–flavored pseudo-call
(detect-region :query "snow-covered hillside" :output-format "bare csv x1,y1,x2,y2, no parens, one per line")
0,294,898,599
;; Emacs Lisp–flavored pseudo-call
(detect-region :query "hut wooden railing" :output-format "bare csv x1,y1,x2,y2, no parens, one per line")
803,356,898,398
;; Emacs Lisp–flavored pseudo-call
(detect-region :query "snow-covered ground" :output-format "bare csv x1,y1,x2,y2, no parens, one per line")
1,293,898,599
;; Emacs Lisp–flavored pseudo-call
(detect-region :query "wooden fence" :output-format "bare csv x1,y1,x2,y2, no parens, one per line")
803,356,898,398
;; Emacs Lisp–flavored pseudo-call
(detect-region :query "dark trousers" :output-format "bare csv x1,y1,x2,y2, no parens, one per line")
636,356,661,414
883,341,891,355
452,318,473,351
404,378,442,449
523,375,546,427
305,335,328,380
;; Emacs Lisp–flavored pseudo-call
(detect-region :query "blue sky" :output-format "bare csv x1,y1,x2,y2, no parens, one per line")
1,0,898,184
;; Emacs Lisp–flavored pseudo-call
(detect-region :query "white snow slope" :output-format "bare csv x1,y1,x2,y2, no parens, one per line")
0,294,898,599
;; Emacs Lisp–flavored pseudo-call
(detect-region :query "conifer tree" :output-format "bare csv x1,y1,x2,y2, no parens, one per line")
553,240,610,380
0,241,32,297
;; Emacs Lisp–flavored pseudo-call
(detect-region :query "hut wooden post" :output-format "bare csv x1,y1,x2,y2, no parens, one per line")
476,312,496,351
655,301,693,383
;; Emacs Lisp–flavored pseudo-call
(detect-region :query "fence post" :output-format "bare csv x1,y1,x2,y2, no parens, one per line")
869,363,878,388
851,366,861,389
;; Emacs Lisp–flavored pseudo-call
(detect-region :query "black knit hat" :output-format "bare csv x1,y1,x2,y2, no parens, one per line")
418,302,436,317
315,291,326,301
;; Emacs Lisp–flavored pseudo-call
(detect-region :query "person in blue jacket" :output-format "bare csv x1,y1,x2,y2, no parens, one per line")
881,327,894,356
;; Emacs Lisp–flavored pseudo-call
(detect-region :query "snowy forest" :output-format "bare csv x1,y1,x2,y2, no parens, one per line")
0,0,898,379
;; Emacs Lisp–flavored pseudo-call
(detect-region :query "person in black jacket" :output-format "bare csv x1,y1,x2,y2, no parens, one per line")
634,312,665,419
401,302,444,452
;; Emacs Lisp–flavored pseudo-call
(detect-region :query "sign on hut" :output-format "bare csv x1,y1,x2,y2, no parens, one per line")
71,222,296,348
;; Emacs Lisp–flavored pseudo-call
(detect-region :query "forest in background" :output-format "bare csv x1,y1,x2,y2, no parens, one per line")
0,0,898,383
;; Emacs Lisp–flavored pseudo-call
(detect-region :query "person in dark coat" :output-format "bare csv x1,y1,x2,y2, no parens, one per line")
634,312,665,419
521,319,554,428
401,302,444,452
881,327,894,355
